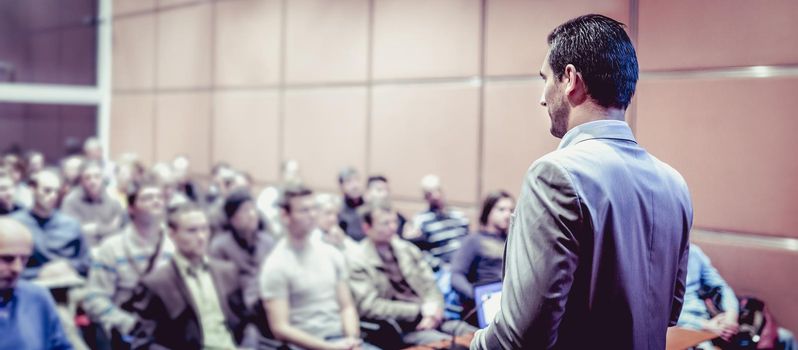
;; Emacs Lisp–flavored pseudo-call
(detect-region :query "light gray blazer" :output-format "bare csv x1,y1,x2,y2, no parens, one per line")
471,120,693,350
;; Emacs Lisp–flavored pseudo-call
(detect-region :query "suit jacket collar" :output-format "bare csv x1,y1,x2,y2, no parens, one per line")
558,119,637,150
160,258,235,323
360,238,426,295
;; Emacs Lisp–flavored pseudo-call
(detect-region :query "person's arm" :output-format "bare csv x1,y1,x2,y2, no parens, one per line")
82,248,137,335
696,248,739,316
471,159,582,350
450,235,479,300
264,298,346,350
127,283,168,350
336,281,361,339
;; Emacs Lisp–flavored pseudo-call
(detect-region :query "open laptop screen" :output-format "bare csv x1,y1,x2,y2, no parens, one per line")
474,281,503,328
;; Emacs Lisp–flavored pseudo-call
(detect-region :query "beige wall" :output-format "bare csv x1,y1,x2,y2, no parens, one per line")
110,0,798,330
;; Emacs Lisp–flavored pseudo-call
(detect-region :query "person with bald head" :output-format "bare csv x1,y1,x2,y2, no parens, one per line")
0,218,72,349
11,169,91,279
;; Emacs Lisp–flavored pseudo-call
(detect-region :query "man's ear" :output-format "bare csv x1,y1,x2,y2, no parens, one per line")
563,64,587,103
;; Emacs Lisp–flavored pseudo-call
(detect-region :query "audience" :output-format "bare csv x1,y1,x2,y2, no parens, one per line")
450,191,514,313
338,167,367,242
0,217,73,350
0,141,793,350
349,200,476,347
12,169,90,279
260,185,376,350
678,244,796,350
61,161,126,248
82,180,174,347
129,203,257,349
409,175,469,264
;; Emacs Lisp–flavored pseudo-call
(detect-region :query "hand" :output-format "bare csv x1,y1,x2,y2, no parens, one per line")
421,302,443,321
703,313,738,341
326,337,361,350
416,316,439,331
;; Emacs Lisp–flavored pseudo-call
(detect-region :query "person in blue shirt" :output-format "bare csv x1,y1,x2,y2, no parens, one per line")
678,244,796,349
0,217,72,350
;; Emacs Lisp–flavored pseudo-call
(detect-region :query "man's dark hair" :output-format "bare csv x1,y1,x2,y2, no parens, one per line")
166,202,205,230
367,175,388,188
547,14,638,109
278,184,313,213
359,200,394,227
479,190,513,226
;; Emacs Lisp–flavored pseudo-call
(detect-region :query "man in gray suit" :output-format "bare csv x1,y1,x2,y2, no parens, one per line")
471,14,693,350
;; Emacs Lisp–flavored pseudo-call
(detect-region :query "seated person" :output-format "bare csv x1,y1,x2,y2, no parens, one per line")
11,169,90,279
337,167,366,242
82,181,174,345
315,193,358,256
129,203,258,349
349,201,476,347
61,161,126,248
409,175,469,265
208,189,276,344
260,185,377,350
0,217,72,349
678,243,796,350
364,175,415,238
450,191,514,322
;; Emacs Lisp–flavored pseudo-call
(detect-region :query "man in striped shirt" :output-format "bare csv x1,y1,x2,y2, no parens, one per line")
82,180,173,346
409,175,469,266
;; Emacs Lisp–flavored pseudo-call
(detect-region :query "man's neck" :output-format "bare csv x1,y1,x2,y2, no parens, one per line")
287,231,310,250
31,205,53,219
567,103,626,132
133,219,162,244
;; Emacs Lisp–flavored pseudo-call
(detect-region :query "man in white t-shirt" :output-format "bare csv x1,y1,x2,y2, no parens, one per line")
260,185,377,350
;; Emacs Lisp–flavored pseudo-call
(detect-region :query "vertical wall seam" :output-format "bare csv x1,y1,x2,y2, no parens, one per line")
476,0,487,204
277,0,287,179
365,0,374,175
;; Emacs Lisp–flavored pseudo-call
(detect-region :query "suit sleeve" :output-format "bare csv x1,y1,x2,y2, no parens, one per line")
669,236,690,326
471,159,583,350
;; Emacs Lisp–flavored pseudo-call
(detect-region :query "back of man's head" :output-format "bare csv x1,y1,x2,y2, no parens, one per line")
547,14,638,110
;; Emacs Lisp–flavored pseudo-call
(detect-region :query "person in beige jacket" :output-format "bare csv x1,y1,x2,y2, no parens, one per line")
349,201,474,347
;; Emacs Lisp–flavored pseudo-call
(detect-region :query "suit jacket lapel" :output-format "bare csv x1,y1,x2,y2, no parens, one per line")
162,260,198,320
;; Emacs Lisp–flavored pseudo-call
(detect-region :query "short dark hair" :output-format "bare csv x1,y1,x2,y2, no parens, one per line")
278,184,313,213
367,175,388,188
547,14,638,109
479,190,513,226
359,200,394,226
167,202,205,230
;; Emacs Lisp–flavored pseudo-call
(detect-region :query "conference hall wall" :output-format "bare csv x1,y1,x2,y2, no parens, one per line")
109,0,798,331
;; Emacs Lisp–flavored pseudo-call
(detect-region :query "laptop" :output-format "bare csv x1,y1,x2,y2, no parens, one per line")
473,281,503,328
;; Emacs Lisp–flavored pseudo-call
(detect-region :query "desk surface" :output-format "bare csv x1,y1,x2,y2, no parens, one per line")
666,327,718,350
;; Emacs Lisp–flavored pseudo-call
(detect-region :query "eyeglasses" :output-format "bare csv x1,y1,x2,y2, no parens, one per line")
0,254,30,265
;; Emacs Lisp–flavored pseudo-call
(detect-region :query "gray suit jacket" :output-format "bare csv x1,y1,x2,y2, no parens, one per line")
472,120,692,350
